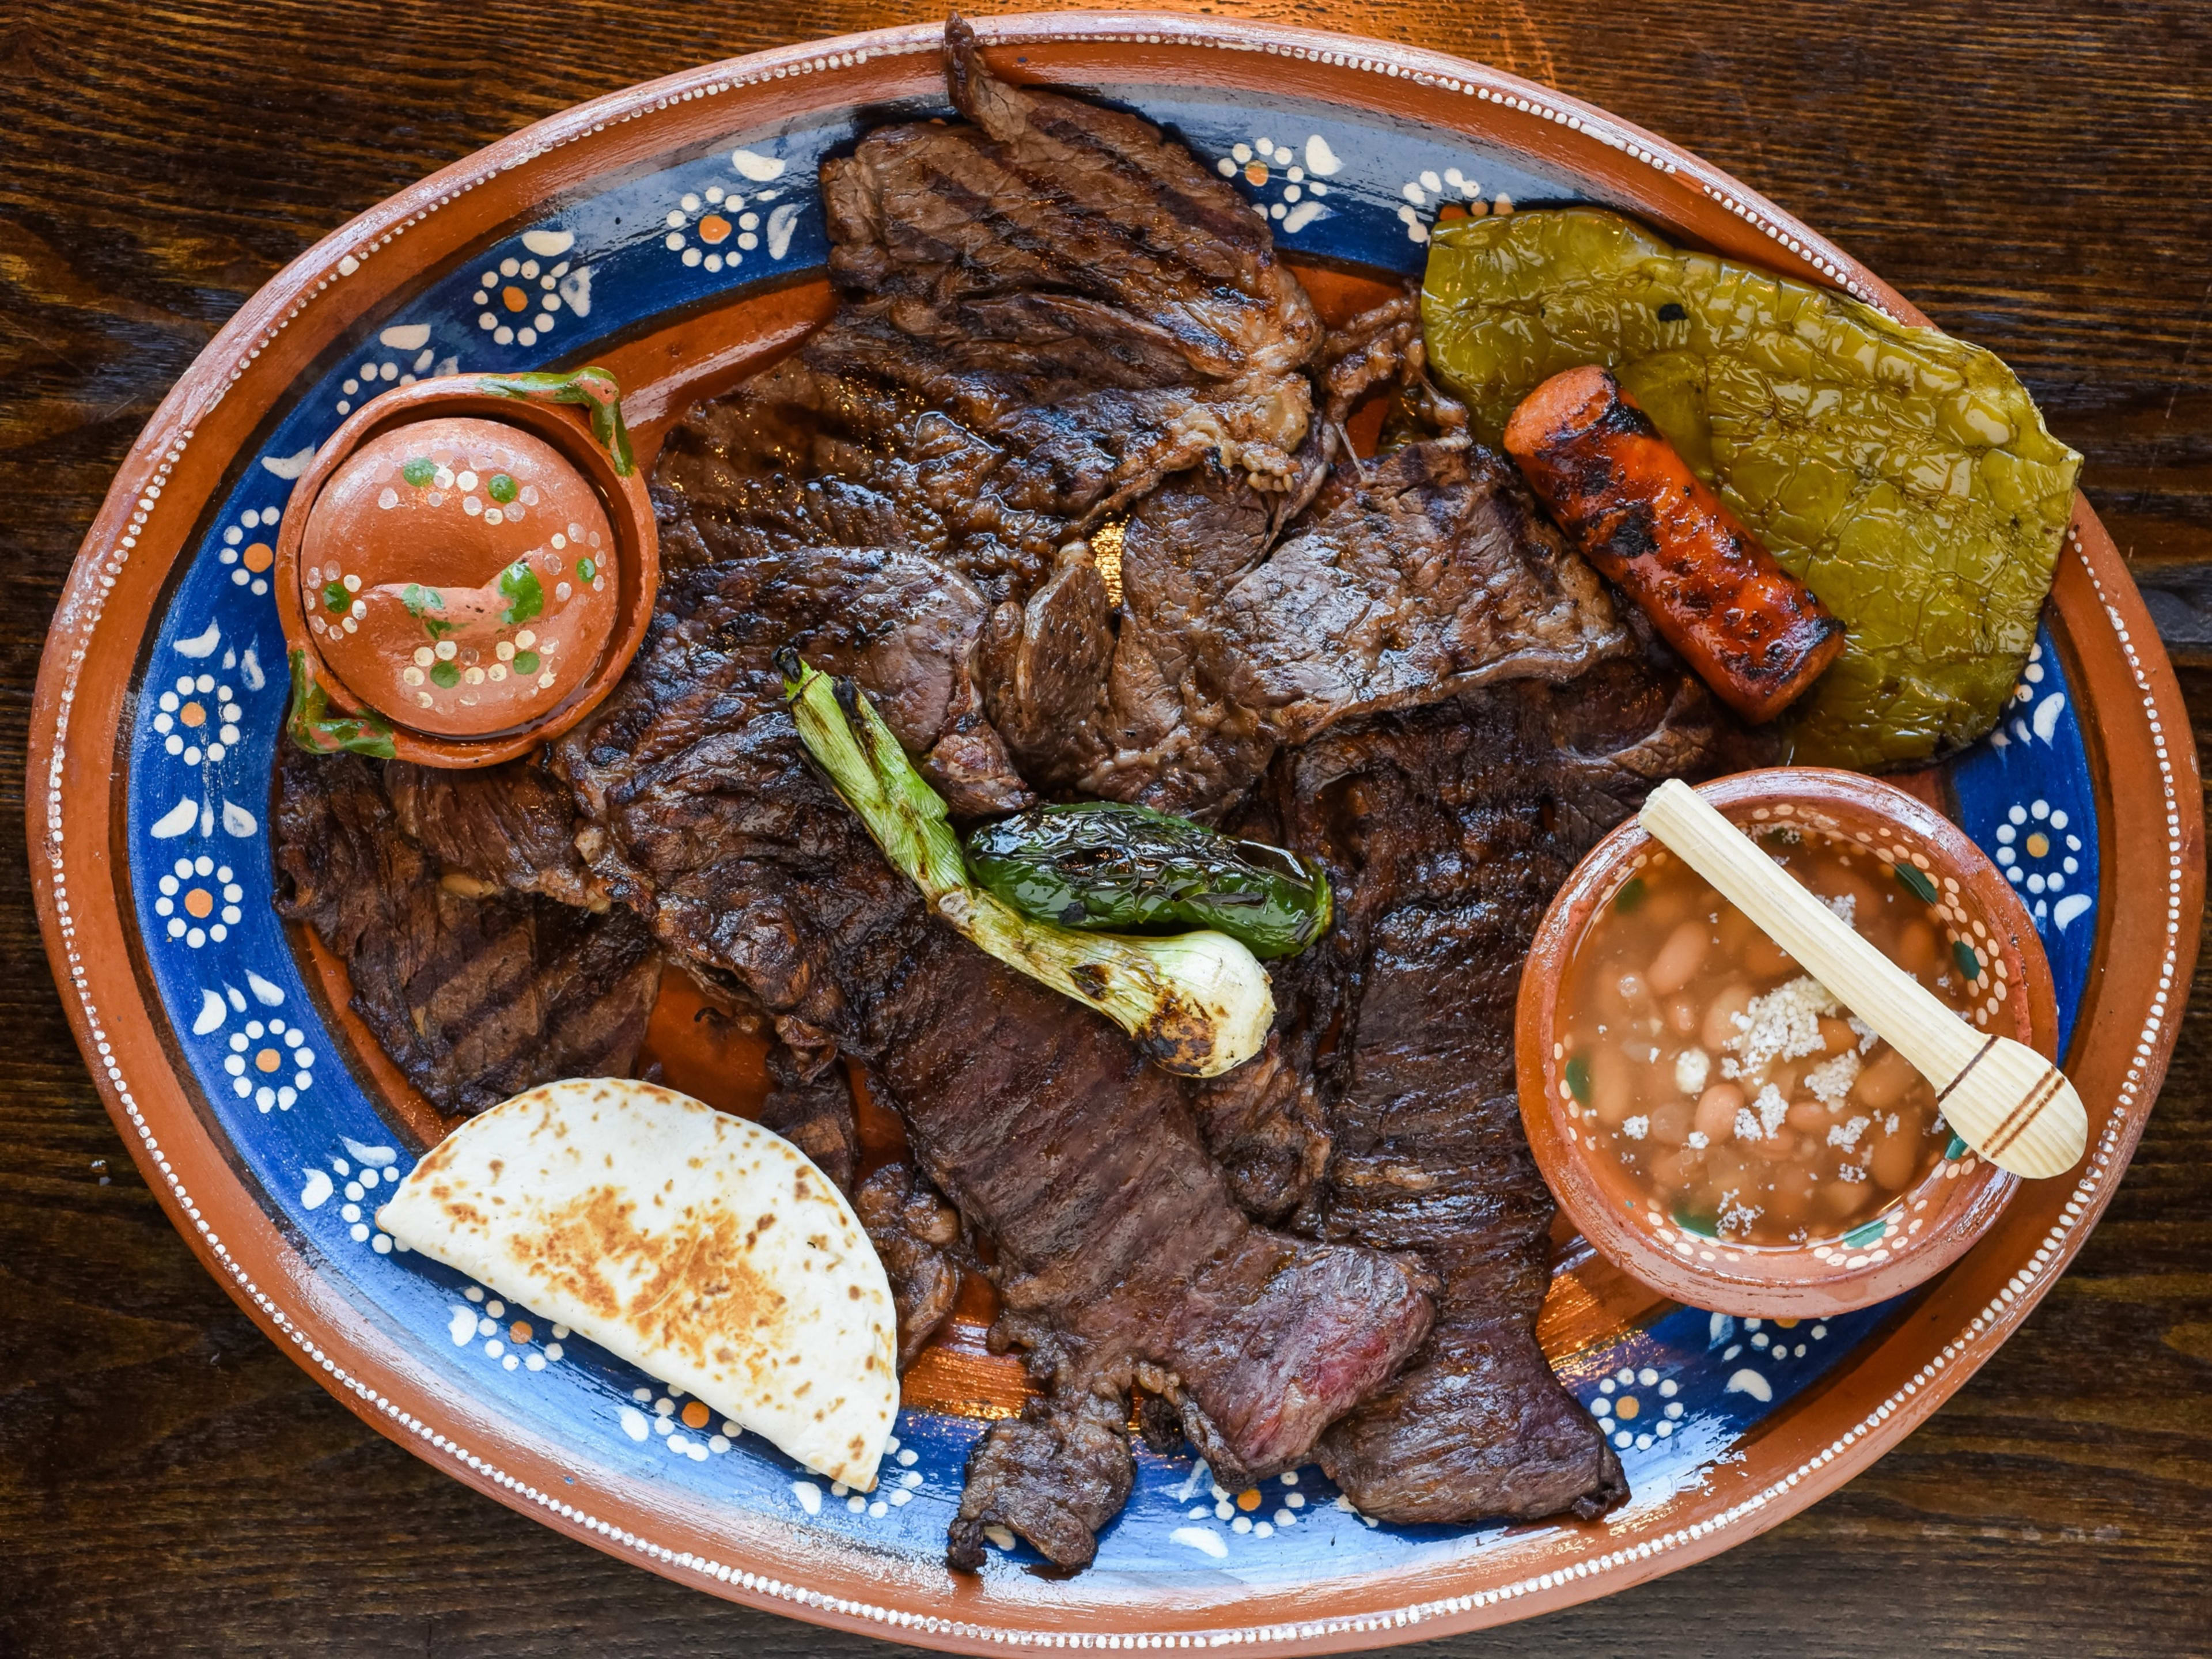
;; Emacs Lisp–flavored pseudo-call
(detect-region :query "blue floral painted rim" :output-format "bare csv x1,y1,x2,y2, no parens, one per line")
39,19,2179,1652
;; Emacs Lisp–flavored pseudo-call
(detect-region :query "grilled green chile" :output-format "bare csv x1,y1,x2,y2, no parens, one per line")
964,804,1332,960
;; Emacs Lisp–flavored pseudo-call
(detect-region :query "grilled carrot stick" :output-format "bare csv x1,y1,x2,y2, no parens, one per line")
1502,365,1844,724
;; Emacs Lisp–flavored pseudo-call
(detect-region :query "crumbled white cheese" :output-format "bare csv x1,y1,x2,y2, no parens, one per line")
1848,1015,1877,1054
1804,1050,1862,1107
1720,1057,1743,1080
1825,892,1858,926
1756,1083,1788,1137
1827,1115,1871,1150
1622,1115,1649,1142
1836,1162,1868,1183
1734,1108,1763,1141
1675,1047,1711,1094
1726,975,1841,1075
1687,1131,1710,1149
1718,1200,1764,1237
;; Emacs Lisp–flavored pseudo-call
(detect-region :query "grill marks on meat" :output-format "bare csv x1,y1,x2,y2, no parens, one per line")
385,759,605,910
1195,442,1623,748
274,752,660,1118
562,575,1436,1568
876,945,1432,1568
1214,666,1748,1524
834,18,1323,505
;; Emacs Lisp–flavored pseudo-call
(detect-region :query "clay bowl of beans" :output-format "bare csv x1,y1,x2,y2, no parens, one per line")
271,372,656,767
1516,767,2059,1317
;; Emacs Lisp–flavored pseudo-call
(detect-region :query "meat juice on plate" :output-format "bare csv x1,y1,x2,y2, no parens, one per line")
1558,830,1976,1245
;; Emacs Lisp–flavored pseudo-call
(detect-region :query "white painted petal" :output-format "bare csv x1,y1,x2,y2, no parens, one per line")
790,1480,822,1514
732,147,786,181
449,1306,478,1346
221,800,258,837
1281,200,1327,233
378,323,432,351
2032,692,2066,743
192,989,228,1035
1170,1526,1229,1559
175,621,221,659
300,1169,333,1210
150,798,198,838
246,971,285,1006
343,1137,399,1167
1304,134,1342,176
2052,893,2093,932
766,202,801,260
521,228,575,256
1725,1368,1774,1403
556,267,593,319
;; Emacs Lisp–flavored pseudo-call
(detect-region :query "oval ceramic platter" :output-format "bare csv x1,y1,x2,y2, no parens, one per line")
28,13,2203,1653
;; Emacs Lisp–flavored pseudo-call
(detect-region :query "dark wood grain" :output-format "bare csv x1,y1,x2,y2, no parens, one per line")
2,2,2207,1654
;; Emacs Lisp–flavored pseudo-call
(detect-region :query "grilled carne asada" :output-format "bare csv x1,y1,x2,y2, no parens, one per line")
274,751,660,1117
268,13,1763,1573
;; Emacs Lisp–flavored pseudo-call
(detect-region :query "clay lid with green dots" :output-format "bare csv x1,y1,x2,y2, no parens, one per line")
297,416,619,739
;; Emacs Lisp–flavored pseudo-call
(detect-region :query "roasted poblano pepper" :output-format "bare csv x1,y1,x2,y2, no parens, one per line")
1422,207,2082,770
965,803,1332,960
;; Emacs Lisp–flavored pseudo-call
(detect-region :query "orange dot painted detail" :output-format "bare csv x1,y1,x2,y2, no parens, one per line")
681,1400,711,1429
1236,1488,1262,1512
1615,1395,1640,1420
179,701,206,728
502,285,529,313
1243,161,1268,185
697,214,731,245
183,887,214,918
510,1320,533,1343
255,1048,282,1073
243,542,274,573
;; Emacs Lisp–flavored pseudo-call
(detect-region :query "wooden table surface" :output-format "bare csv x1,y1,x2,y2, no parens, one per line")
3,2,2208,1653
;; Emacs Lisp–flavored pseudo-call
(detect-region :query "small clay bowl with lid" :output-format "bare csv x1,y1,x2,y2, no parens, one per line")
1516,767,2059,1317
271,369,657,766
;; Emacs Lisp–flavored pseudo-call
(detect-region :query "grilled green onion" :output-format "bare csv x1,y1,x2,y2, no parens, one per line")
778,652,1274,1078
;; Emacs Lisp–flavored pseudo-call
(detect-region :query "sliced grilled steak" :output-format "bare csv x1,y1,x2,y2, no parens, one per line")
1217,664,1750,1525
562,586,1435,1567
384,757,604,910
274,751,660,1117
855,1162,964,1372
759,1044,862,1195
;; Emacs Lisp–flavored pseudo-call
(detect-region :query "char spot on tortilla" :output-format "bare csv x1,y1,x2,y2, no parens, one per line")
516,1186,795,1380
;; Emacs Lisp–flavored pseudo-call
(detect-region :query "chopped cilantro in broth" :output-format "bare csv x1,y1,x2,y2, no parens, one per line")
1558,830,1971,1246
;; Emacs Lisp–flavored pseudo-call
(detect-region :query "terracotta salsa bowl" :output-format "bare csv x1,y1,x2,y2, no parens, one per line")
1516,767,2060,1317
271,374,657,767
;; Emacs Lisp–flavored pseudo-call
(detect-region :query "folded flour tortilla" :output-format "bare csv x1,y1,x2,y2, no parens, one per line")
377,1078,896,1489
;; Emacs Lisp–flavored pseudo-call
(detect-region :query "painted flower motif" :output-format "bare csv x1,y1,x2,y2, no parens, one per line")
1995,798,2086,914
1587,1363,1688,1453
1395,165,1512,245
300,1139,412,1254
154,851,242,948
473,253,575,351
151,676,243,766
1212,132,1339,234
145,652,265,859
781,1432,923,1521
191,972,313,1107
216,506,281,596
1704,1312,1831,1407
449,1281,572,1374
335,322,457,417
664,153,802,274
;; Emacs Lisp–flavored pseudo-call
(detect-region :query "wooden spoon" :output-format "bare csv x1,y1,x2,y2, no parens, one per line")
1638,779,2087,1180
